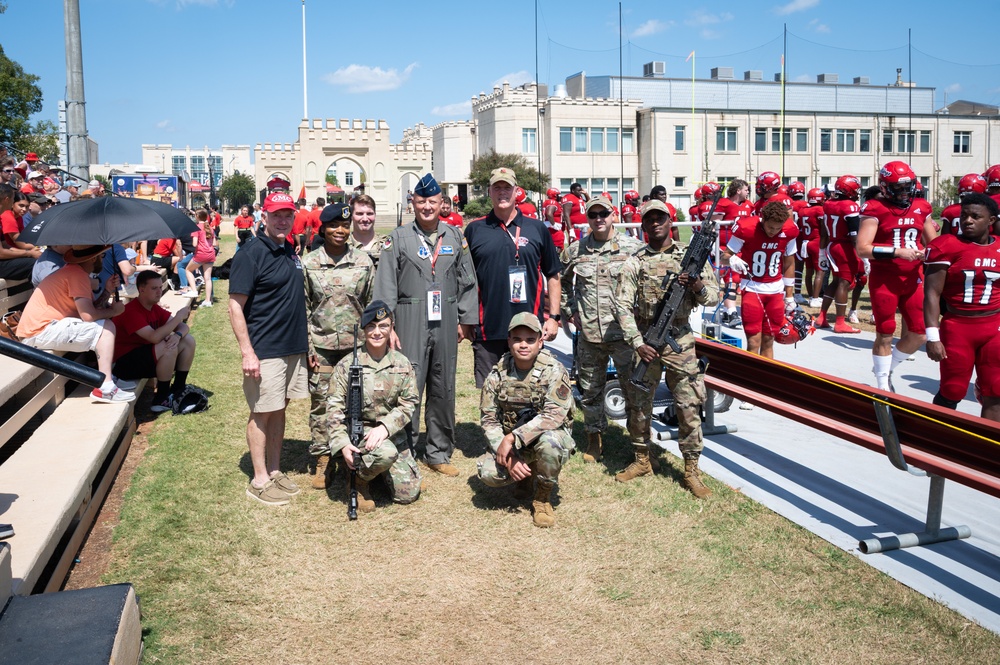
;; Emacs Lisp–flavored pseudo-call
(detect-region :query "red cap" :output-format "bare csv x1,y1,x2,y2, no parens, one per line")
263,192,296,212
25,152,38,162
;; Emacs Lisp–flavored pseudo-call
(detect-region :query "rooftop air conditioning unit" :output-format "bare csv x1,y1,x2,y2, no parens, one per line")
817,73,839,84
711,67,734,80
744,70,763,81
643,61,666,78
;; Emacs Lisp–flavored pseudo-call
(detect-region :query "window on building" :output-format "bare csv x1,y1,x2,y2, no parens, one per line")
860,176,871,188
575,127,588,152
590,128,604,153
820,129,832,152
190,155,206,183
898,130,915,153
755,128,768,152
622,129,635,153
209,155,223,185
836,129,855,153
560,178,573,192
171,156,186,174
591,178,604,194
920,176,930,191
954,131,972,154
345,172,354,186
607,128,619,153
883,130,894,153
919,131,931,153
674,176,685,188
675,125,686,151
522,128,536,154
716,126,737,152
820,176,832,187
623,178,634,192
772,128,790,152
796,128,808,152
859,129,871,153
606,178,619,203
559,127,572,152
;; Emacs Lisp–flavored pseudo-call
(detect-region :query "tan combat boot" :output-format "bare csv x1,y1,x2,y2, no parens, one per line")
312,454,331,490
352,475,376,513
583,432,603,463
646,441,661,473
682,453,712,499
532,481,556,528
615,446,652,482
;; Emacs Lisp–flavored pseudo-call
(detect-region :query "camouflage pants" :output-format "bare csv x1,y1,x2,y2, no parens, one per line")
627,333,706,455
308,347,350,456
353,432,422,504
477,428,575,487
577,336,640,434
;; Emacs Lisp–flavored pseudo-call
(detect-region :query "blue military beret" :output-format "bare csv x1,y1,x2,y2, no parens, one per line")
413,173,441,198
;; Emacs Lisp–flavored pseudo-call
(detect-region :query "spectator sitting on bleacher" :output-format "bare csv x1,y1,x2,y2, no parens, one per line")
112,270,195,413
149,235,182,286
0,184,41,281
2,191,40,254
18,245,135,403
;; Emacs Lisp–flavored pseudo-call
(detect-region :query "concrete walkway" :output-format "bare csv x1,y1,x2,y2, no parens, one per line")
546,309,1000,634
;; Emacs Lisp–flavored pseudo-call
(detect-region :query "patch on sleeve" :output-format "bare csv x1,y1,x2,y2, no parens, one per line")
556,383,570,400
382,237,393,250
462,237,469,250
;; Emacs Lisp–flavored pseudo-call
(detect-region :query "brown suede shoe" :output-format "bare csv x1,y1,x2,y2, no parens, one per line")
426,462,460,477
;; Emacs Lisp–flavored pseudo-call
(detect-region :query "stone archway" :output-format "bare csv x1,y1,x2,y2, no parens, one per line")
325,157,366,203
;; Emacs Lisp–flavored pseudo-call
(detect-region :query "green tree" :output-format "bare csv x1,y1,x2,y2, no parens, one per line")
468,150,549,196
218,171,256,213
936,177,958,208
325,173,339,187
461,196,493,218
0,45,44,149
93,174,111,195
19,120,59,164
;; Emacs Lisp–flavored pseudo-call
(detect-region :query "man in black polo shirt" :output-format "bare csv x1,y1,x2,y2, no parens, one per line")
229,191,310,506
464,167,562,387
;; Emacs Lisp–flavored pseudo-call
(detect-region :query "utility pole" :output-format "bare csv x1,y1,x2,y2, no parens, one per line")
64,0,90,180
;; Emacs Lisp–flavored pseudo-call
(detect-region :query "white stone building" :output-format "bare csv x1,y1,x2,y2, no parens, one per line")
139,144,253,188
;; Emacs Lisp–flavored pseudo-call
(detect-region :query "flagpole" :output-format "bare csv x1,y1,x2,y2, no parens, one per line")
781,24,786,178
302,0,308,120
687,50,696,188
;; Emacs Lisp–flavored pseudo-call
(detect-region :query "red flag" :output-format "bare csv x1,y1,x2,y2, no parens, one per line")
297,184,306,202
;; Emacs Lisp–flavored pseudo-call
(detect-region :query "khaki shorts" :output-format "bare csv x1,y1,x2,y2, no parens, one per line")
243,353,309,413
22,317,107,353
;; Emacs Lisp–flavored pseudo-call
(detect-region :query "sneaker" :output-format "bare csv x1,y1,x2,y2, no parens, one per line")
115,377,139,391
150,395,174,413
808,297,822,308
91,385,136,403
270,472,301,496
848,310,860,324
833,321,861,334
727,312,743,329
200,300,213,308
195,277,205,288
739,401,754,411
246,479,290,506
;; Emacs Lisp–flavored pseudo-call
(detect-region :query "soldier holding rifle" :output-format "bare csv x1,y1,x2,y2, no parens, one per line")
612,200,719,497
327,301,421,515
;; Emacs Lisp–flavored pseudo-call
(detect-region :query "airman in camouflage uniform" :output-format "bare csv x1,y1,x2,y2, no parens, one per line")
560,197,641,463
328,301,421,512
477,313,576,527
303,203,375,488
613,200,719,498
349,194,386,268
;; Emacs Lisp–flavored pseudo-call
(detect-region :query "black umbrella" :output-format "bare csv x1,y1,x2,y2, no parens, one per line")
18,197,200,246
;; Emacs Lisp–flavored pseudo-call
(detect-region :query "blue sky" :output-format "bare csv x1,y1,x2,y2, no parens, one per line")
3,0,999,164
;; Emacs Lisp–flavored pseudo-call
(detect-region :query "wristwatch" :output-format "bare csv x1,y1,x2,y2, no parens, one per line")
550,314,562,322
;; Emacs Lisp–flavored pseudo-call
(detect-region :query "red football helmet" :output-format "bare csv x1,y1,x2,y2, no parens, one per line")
515,187,527,204
983,165,1000,190
788,181,806,199
834,175,862,201
624,189,640,204
878,161,917,208
959,173,988,197
701,181,722,198
546,187,560,200
774,312,813,345
756,171,781,197
807,187,826,205
694,186,703,201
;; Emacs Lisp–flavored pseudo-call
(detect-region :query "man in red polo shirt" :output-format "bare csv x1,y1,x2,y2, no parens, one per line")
440,196,464,227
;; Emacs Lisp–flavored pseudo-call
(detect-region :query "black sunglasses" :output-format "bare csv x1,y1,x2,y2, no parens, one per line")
587,209,612,220
1,169,13,173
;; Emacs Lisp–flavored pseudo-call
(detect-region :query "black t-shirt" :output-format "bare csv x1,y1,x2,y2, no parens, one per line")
464,210,561,341
229,233,308,359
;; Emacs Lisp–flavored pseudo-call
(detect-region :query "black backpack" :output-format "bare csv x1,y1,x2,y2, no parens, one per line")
172,386,209,415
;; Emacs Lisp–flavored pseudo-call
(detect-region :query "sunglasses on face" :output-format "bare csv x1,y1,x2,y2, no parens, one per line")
2,169,13,174
587,209,612,220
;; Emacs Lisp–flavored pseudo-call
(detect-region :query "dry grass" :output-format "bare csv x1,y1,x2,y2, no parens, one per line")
104,238,1000,664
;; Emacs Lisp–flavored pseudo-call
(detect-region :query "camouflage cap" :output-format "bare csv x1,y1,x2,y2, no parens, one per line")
361,300,393,328
585,197,614,212
641,199,670,217
508,312,542,333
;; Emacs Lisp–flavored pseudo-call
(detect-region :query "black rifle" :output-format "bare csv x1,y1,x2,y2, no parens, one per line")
346,325,364,521
630,190,722,393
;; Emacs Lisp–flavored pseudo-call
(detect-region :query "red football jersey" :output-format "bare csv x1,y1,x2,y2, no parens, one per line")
621,203,637,221
797,204,824,243
752,193,793,216
925,233,1000,314
563,193,587,227
790,199,809,224
860,197,932,275
517,202,538,219
939,203,962,236
821,199,861,243
727,217,799,292
716,197,751,220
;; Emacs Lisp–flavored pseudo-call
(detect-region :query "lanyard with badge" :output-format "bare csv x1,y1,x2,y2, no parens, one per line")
415,227,445,321
502,222,527,304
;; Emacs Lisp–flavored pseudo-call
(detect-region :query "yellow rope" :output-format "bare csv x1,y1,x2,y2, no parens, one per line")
695,329,1000,448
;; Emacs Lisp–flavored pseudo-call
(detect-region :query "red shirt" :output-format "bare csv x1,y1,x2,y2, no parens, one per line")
517,202,537,219
292,209,310,236
210,212,222,229
440,212,464,228
620,203,637,222
543,198,562,226
1,210,24,246
112,299,170,361
234,214,254,229
153,238,177,256
797,204,824,243
726,217,799,292
821,199,861,243
563,193,587,230
939,203,962,236
925,233,1000,314
860,197,932,276
308,208,322,239
752,193,793,216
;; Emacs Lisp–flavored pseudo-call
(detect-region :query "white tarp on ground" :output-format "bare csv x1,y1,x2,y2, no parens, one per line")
546,308,1000,634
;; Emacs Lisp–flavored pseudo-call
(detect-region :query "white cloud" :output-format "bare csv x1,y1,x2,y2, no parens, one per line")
946,83,962,93
684,9,734,27
322,63,418,93
156,119,176,131
794,74,812,83
774,0,820,15
632,19,673,38
431,100,472,117
808,18,830,33
491,70,534,88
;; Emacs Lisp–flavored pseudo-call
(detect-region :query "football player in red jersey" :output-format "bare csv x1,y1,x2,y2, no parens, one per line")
816,175,863,333
752,171,793,216
688,186,704,224
562,183,588,242
924,193,1000,420
724,201,799,358
940,173,986,236
856,161,935,391
542,187,564,250
985,165,1000,233
787,181,809,303
796,188,826,306
621,189,639,234
714,179,752,327
515,187,538,219
651,185,679,241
